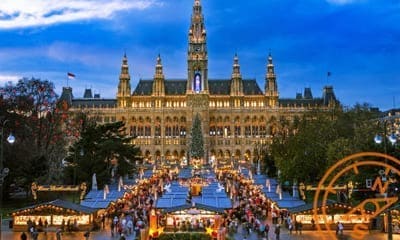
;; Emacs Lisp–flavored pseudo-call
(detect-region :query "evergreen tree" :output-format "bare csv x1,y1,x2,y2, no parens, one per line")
64,119,141,189
190,113,204,160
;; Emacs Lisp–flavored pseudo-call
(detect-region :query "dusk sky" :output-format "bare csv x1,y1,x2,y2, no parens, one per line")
0,0,399,110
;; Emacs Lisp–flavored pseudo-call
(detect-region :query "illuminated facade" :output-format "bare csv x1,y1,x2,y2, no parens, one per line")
61,0,338,165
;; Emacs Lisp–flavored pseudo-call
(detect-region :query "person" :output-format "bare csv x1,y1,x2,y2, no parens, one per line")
338,221,344,235
274,224,280,240
20,232,27,240
311,218,315,230
120,233,126,240
101,214,105,229
31,229,39,240
335,221,340,235
56,228,62,240
44,219,48,235
265,223,270,238
288,222,293,235
84,230,90,240
66,219,71,232
111,220,115,237
61,219,65,232
298,221,303,235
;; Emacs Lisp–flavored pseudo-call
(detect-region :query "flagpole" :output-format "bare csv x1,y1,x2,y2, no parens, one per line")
326,71,331,84
67,73,76,88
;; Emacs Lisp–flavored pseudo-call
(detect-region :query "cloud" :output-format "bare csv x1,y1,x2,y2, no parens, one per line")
0,74,21,85
0,0,161,29
325,0,361,5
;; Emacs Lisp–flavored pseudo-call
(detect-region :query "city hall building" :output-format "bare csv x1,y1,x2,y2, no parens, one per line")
61,0,338,165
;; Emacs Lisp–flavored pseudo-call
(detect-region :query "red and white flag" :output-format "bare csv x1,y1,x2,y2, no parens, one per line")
67,72,76,79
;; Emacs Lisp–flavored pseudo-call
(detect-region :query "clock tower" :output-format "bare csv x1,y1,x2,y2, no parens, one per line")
187,0,208,94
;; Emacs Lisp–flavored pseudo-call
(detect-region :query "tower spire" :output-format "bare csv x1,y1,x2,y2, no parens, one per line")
231,53,243,96
265,53,278,106
187,0,208,94
117,53,131,107
153,54,165,97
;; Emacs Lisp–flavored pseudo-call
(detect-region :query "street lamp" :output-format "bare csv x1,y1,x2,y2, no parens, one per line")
374,117,398,240
1,119,15,237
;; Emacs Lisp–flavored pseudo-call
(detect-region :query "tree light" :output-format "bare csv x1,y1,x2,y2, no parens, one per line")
374,134,383,144
7,133,15,144
388,133,397,145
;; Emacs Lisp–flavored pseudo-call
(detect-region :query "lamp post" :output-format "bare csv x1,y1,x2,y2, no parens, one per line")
1,119,15,237
374,117,398,240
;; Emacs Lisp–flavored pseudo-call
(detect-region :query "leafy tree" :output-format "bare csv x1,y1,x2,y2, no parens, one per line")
0,77,66,198
64,119,141,189
190,113,204,160
269,104,384,185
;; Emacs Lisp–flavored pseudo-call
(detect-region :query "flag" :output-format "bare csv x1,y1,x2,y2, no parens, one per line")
67,72,76,79
327,71,331,77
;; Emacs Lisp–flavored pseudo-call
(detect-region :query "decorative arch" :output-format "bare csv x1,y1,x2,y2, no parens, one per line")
165,150,171,160
155,150,161,164
209,116,215,123
210,149,216,156
217,149,223,159
244,116,251,123
235,149,241,158
144,150,150,158
244,149,251,162
224,116,230,123
234,116,240,124
224,150,231,159
180,150,186,159
172,150,179,163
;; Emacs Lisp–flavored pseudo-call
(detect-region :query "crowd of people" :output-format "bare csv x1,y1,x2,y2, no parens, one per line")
97,165,301,240
20,164,300,240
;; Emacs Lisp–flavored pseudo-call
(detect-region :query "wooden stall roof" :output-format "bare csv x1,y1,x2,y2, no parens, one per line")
162,203,226,214
11,199,97,216
288,200,374,215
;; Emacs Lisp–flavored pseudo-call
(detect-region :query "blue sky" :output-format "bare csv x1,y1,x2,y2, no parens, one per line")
0,0,399,110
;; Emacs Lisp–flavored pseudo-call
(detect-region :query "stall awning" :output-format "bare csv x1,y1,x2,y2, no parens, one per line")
287,200,374,215
162,203,225,214
11,199,97,216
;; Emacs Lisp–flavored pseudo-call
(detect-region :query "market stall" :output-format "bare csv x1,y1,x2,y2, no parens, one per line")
288,201,373,230
158,203,225,232
10,199,97,231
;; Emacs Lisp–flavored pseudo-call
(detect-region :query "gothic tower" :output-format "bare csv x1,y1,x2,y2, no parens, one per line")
152,54,165,97
117,53,131,107
187,0,208,94
265,53,279,106
230,53,244,96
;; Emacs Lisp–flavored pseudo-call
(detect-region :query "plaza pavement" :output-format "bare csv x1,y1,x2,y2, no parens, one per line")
3,218,400,240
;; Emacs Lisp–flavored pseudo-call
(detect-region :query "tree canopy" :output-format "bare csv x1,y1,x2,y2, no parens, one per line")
269,104,386,185
0,78,66,197
64,119,141,189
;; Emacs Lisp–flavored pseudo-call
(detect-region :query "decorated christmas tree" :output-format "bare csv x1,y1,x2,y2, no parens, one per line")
190,113,204,167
